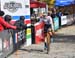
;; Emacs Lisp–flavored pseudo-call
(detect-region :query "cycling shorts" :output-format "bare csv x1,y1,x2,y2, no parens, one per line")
44,24,51,33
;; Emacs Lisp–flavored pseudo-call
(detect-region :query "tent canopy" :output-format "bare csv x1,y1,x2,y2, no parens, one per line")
55,0,74,6
30,1,46,8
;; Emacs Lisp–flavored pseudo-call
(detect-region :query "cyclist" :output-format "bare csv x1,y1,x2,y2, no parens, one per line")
40,12,54,50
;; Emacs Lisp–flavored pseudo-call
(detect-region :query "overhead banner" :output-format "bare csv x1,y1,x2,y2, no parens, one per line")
1,0,30,16
1,0,31,24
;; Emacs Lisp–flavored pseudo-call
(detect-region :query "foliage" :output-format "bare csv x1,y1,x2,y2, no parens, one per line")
38,0,55,8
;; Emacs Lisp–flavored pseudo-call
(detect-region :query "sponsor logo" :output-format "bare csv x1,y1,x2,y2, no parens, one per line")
4,1,22,13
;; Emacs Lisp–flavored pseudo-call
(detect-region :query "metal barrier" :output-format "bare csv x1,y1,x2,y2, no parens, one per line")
0,27,32,58
13,29,26,50
61,14,75,26
66,15,74,25
0,30,13,58
73,14,75,20
61,16,67,26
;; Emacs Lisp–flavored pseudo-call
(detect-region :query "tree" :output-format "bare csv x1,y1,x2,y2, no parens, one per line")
38,0,55,8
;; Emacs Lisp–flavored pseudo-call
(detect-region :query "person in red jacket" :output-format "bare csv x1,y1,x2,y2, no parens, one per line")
0,10,17,31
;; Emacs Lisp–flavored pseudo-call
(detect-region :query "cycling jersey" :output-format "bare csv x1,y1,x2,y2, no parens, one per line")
39,15,54,32
43,16,51,25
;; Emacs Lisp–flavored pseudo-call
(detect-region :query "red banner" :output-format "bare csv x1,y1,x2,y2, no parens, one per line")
35,22,44,44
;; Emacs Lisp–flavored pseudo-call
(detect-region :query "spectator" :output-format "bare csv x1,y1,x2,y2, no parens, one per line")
4,15,12,23
38,13,43,22
19,16,26,29
14,16,27,29
51,8,57,18
31,11,38,18
56,10,63,28
31,11,38,22
0,10,17,31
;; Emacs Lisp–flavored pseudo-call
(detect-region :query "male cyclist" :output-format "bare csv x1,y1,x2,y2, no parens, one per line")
40,12,54,50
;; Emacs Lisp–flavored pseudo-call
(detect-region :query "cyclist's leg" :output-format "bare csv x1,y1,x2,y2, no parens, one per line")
44,32,50,54
44,24,51,50
44,24,50,49
44,24,48,50
48,28,52,45
46,27,52,53
44,33,47,50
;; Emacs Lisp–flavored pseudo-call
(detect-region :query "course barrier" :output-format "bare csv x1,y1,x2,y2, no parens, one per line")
61,14,75,26
53,16,59,31
13,29,26,50
0,28,31,58
0,30,13,58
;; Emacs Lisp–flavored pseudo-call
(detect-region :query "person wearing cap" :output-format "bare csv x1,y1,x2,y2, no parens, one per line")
0,10,17,31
